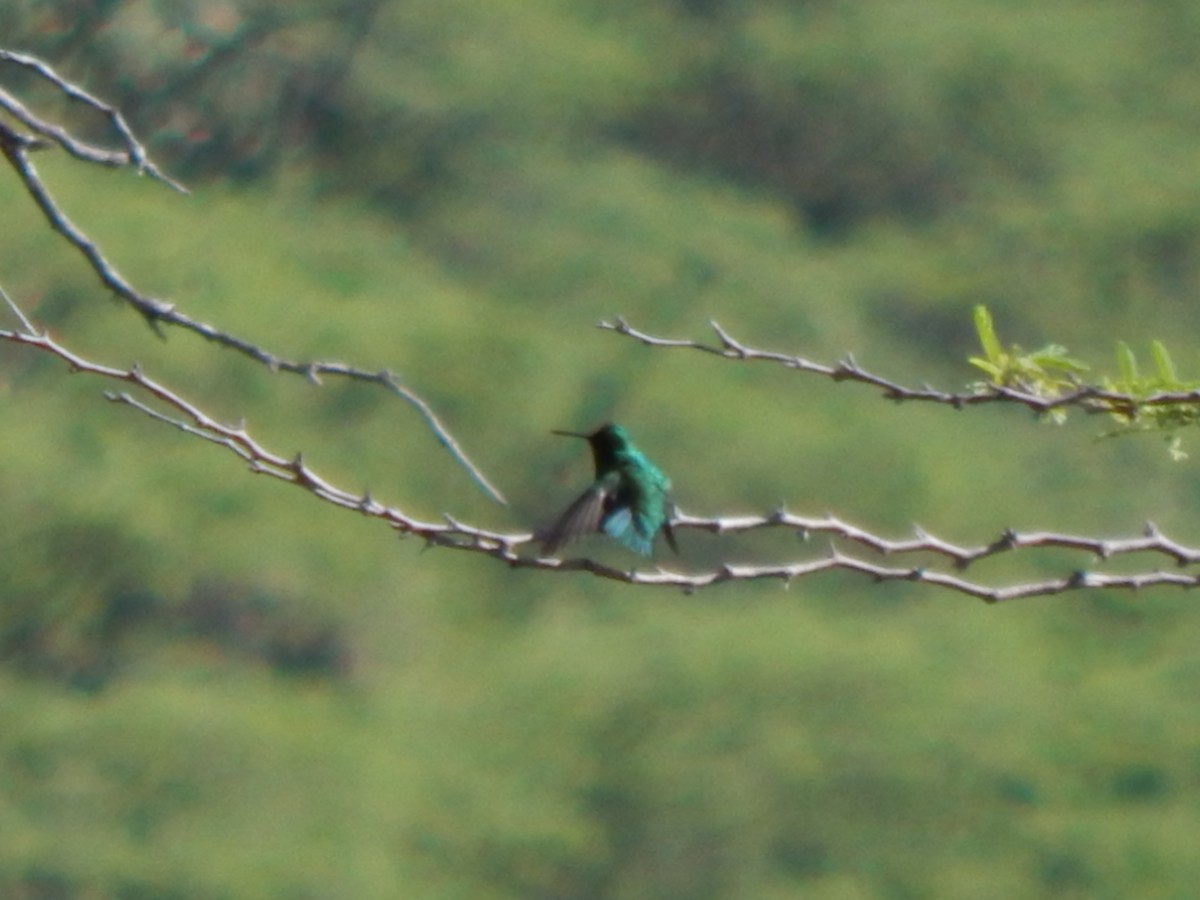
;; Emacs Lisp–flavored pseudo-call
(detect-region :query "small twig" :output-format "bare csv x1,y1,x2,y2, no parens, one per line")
0,284,37,334
0,48,187,193
599,317,1200,417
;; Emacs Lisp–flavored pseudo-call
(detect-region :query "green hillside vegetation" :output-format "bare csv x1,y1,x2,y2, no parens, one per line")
4,0,1200,896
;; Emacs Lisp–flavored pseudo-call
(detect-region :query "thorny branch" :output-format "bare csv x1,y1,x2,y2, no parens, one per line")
599,316,1200,419
4,288,1200,603
0,48,505,504
0,48,187,192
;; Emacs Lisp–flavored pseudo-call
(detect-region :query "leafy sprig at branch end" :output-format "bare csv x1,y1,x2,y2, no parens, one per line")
971,305,1200,456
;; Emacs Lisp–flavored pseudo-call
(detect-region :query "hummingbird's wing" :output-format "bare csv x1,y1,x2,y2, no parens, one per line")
540,472,676,558
538,477,614,556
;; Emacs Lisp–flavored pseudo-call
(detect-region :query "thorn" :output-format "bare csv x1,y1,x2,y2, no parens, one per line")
711,320,745,356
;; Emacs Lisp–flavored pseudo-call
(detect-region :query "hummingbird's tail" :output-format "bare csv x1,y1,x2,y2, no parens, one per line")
662,501,680,554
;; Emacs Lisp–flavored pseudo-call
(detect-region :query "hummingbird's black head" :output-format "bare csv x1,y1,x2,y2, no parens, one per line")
552,422,627,472
587,422,623,447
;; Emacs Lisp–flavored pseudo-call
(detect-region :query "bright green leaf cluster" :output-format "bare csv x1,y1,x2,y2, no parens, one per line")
968,305,1089,423
971,305,1200,457
1104,340,1200,459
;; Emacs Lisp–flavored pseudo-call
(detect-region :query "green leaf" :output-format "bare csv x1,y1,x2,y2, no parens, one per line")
967,356,1002,379
1151,340,1177,384
1028,344,1089,373
1116,341,1138,385
973,305,1003,363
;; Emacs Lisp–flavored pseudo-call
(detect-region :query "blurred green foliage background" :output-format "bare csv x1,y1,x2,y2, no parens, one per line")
4,1,1200,897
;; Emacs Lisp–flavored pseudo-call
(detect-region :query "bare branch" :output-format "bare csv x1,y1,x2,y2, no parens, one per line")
0,49,505,504
672,509,1200,568
598,317,1199,418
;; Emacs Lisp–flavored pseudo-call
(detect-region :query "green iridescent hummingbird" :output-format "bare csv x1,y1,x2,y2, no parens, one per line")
540,423,678,557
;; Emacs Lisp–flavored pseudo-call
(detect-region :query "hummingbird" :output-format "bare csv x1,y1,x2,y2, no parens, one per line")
540,423,678,557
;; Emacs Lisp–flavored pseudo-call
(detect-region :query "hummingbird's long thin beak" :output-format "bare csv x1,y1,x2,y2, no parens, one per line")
551,429,589,439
